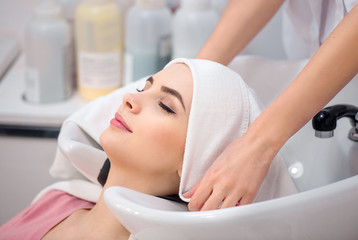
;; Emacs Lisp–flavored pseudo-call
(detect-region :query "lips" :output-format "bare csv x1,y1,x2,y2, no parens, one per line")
110,112,132,132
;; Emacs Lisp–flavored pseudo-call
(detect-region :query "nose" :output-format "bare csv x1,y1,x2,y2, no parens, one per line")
123,93,140,113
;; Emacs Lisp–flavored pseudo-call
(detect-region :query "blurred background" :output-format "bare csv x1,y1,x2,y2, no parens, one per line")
0,0,286,225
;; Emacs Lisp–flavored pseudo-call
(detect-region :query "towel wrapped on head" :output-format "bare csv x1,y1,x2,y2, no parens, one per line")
165,58,297,202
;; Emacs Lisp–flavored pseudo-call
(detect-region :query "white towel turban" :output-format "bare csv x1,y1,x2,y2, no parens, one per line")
165,58,297,202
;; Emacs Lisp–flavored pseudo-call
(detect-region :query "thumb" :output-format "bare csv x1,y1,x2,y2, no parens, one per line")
182,182,200,198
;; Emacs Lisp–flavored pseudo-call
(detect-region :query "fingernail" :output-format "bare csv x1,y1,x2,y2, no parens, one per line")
183,190,189,194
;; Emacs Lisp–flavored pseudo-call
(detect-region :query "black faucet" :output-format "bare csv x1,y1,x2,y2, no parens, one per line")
312,104,358,141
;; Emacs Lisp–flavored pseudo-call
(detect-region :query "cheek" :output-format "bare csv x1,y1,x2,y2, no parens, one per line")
151,126,182,147
141,120,187,166
100,115,188,176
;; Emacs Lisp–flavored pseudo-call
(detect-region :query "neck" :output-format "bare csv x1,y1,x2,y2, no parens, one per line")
86,188,130,239
72,164,176,239
74,175,131,240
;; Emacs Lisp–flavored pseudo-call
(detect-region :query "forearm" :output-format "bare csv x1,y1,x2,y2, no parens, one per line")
196,0,285,65
249,4,358,159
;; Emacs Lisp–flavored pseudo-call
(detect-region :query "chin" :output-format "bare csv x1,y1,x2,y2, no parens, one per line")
99,128,115,155
99,129,108,148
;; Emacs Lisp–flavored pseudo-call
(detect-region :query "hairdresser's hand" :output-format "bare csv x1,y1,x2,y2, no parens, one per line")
183,134,275,211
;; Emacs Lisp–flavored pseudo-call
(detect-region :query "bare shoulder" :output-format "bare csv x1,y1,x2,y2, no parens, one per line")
41,209,88,240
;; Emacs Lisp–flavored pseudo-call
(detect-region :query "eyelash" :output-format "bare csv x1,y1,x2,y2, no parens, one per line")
159,102,176,114
135,88,176,114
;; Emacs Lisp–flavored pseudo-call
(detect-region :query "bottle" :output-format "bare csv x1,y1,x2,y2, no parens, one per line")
124,0,172,84
24,0,73,103
172,0,219,59
75,0,122,101
115,0,135,56
57,0,82,24
57,0,82,91
116,0,135,18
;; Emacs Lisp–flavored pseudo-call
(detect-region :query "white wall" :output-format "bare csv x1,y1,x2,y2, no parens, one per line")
243,6,286,59
0,0,39,48
0,136,58,225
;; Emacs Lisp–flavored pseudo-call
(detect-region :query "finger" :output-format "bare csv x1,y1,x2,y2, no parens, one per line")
188,191,211,211
220,193,243,209
200,189,226,211
187,182,213,211
182,182,199,198
238,192,256,206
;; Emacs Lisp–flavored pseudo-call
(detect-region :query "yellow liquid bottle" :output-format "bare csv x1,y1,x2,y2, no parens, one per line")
75,0,123,101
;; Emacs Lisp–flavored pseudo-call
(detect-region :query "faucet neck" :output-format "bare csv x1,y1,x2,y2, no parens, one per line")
312,104,358,132
312,104,358,140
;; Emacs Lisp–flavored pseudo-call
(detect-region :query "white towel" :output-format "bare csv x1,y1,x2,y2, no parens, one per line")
165,59,297,202
41,58,296,204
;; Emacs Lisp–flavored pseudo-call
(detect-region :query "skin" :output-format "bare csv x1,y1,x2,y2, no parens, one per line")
186,0,358,211
42,63,193,240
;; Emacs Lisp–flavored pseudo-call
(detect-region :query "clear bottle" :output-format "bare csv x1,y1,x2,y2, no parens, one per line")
75,0,123,101
172,0,219,59
124,0,172,84
57,0,82,91
24,0,73,103
57,0,82,23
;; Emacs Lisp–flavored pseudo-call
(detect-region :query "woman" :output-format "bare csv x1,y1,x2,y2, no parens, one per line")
185,0,358,211
0,59,296,239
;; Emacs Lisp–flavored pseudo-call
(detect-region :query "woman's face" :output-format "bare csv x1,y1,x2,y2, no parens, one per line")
100,63,193,196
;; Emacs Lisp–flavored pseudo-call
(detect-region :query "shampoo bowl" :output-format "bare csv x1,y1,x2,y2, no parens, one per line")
104,177,358,240
104,56,358,239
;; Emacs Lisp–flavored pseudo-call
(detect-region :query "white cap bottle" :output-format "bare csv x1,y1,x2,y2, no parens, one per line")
24,0,74,103
172,0,219,59
124,0,172,84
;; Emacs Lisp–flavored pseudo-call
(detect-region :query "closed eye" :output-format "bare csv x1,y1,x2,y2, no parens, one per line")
159,102,176,114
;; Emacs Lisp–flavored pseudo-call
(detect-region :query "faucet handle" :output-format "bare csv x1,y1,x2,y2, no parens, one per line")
349,127,358,142
349,113,358,142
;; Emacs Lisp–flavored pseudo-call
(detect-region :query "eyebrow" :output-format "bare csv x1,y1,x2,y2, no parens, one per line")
148,76,186,111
